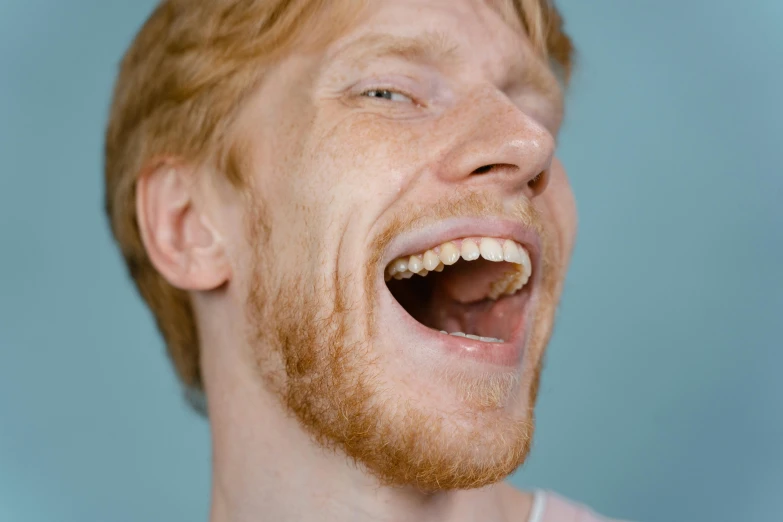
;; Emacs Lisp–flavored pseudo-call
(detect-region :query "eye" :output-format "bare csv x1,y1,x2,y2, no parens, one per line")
360,88,414,103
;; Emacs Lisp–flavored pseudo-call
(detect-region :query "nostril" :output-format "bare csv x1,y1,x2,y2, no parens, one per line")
527,170,549,196
470,163,516,176
472,164,494,175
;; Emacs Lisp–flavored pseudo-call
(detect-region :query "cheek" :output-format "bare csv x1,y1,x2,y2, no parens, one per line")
541,159,577,265
322,112,433,190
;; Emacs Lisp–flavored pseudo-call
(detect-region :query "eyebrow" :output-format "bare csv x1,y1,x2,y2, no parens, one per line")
331,31,563,118
331,31,462,71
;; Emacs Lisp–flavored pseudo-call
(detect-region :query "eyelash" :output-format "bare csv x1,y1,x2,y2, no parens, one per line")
359,87,418,105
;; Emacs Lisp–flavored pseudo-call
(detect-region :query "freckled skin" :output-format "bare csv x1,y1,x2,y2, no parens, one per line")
196,0,577,520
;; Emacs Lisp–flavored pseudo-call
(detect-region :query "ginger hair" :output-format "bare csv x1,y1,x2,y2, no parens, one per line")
104,0,574,402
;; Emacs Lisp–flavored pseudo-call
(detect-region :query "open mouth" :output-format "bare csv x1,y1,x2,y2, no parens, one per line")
384,237,534,346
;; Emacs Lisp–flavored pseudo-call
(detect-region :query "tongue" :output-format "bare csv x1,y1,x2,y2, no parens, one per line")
427,285,518,341
426,260,520,340
438,259,516,304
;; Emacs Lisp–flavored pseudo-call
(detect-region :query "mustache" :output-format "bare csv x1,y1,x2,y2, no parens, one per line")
369,192,545,267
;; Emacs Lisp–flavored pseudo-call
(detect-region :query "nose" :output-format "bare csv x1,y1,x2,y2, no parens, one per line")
436,91,556,199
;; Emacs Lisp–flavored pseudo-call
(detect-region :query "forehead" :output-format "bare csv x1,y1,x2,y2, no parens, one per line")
321,0,561,107
350,0,524,33
333,0,526,64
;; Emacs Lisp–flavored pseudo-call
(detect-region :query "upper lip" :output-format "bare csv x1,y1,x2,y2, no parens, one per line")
380,217,541,273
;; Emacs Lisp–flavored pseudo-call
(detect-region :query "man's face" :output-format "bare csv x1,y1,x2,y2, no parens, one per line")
227,0,576,490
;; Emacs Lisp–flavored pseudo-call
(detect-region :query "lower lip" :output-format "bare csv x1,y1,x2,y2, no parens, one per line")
383,287,532,368
439,332,526,366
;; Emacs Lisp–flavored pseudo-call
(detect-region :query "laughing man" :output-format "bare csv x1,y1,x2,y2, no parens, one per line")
105,1,621,521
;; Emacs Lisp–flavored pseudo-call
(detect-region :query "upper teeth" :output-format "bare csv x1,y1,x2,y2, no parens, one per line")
385,237,532,299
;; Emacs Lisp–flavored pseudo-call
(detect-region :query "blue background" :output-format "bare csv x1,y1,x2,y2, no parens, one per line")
0,1,781,521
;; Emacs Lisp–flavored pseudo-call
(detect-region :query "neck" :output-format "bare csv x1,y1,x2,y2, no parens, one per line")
201,337,530,522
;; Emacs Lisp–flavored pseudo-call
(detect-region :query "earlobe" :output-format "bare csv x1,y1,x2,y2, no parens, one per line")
136,164,231,291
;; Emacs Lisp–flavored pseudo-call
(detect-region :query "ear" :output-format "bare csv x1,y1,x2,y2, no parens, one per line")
136,164,231,291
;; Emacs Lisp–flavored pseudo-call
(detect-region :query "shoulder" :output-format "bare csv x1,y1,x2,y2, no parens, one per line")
533,490,628,522
497,483,627,522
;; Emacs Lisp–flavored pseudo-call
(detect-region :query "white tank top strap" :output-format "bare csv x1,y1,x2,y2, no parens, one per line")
526,489,548,522
527,490,626,522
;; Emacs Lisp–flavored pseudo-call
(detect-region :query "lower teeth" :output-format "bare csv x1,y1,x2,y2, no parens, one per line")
438,331,504,343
